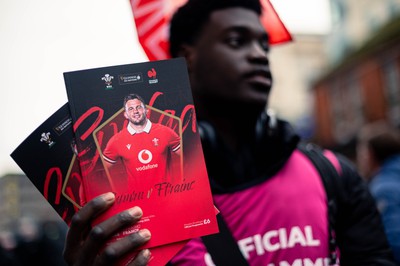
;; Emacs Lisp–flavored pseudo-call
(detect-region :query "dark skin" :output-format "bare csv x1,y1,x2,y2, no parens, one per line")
63,192,151,266
63,7,271,265
181,8,271,151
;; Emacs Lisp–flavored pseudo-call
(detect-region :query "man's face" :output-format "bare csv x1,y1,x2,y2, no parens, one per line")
124,99,147,126
187,7,272,107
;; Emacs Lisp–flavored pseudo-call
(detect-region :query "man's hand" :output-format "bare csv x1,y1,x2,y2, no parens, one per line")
63,192,151,266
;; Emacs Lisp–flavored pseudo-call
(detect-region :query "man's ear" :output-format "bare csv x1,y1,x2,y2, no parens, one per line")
176,44,195,72
123,111,128,120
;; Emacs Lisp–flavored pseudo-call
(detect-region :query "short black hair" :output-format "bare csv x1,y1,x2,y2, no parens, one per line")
368,131,400,164
358,121,400,164
169,0,262,57
123,93,146,109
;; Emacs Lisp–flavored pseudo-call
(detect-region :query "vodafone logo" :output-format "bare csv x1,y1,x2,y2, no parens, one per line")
138,149,152,164
136,149,158,171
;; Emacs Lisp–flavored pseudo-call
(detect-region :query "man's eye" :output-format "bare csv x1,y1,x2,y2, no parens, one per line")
226,37,244,48
260,41,270,52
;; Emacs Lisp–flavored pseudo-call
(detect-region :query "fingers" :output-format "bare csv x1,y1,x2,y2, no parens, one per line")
80,206,144,258
67,192,116,248
96,230,152,265
129,249,152,266
64,192,152,266
64,192,116,265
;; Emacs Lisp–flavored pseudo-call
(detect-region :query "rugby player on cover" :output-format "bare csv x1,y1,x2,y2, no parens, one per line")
102,93,181,187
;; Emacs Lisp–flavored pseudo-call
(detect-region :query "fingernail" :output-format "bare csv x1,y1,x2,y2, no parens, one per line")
128,206,143,219
102,192,115,202
138,229,151,239
142,249,151,259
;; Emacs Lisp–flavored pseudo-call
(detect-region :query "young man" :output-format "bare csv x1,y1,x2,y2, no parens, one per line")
63,0,396,265
103,93,181,188
356,121,400,264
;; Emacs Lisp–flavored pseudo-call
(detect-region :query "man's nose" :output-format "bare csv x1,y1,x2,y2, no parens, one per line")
249,42,269,63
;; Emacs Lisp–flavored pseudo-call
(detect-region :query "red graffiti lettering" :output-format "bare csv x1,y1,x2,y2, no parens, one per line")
148,91,164,118
149,91,196,134
61,208,69,224
80,131,104,176
65,186,81,212
109,122,119,135
44,167,62,205
181,104,196,133
158,110,179,131
73,106,104,141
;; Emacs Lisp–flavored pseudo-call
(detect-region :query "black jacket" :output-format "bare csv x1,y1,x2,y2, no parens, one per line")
198,114,396,266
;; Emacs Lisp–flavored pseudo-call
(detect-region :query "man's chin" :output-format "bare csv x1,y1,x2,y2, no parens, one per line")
132,119,146,126
242,91,270,106
220,97,267,111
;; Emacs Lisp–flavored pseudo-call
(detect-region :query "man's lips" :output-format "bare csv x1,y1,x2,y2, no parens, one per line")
243,70,272,88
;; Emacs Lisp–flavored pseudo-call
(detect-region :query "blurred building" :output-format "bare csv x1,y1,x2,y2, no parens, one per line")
326,0,400,65
312,0,400,159
0,174,65,229
0,174,67,265
269,33,330,139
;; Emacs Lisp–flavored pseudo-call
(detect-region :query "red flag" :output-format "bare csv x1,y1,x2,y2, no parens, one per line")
130,0,292,61
261,0,293,44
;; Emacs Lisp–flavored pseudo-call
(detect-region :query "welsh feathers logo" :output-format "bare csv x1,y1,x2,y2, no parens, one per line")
40,132,55,148
152,137,159,146
101,74,114,90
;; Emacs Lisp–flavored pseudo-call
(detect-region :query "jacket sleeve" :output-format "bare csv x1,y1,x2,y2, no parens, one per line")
335,155,397,266
370,177,400,264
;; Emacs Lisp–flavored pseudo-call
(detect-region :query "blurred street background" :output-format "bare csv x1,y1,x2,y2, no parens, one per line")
1,0,400,264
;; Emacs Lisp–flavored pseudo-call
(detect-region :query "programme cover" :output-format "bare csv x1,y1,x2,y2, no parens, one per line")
10,103,80,224
11,103,190,266
64,58,218,249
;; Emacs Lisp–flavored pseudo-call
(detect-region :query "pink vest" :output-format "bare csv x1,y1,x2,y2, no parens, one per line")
171,149,340,266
